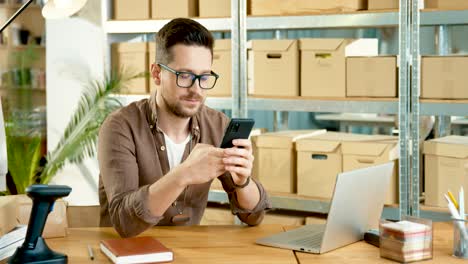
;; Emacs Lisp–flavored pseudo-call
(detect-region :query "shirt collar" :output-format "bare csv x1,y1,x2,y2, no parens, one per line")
147,92,200,137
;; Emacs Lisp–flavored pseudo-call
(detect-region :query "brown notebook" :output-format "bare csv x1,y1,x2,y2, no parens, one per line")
100,236,173,263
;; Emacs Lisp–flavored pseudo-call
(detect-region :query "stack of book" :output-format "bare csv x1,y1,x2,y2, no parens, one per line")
0,225,27,261
380,220,432,263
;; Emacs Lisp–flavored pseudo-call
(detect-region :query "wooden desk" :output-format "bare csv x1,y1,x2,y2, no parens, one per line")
42,223,463,264
46,225,296,264
292,222,465,264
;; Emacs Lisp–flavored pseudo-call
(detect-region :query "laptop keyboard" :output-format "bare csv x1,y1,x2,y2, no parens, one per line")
289,229,325,247
290,231,325,246
269,224,326,249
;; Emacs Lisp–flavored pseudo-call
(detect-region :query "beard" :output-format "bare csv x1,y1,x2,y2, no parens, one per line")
161,90,205,118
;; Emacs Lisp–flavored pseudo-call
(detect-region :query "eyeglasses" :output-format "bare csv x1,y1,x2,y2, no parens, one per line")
158,63,219,90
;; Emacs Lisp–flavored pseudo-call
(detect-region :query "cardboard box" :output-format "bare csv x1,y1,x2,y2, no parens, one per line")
252,130,325,193
148,42,160,93
0,196,18,236
208,39,231,96
250,0,366,16
200,207,235,225
152,0,198,19
114,0,150,20
16,195,68,238
368,0,399,10
0,195,68,238
67,205,100,228
425,0,468,9
199,0,230,17
421,56,468,99
299,39,378,98
262,212,305,226
112,42,148,94
342,139,399,204
346,56,398,98
248,39,299,97
296,132,396,199
423,136,468,207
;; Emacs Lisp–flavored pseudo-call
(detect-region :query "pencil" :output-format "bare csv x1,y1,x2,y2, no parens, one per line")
87,244,94,261
448,190,460,210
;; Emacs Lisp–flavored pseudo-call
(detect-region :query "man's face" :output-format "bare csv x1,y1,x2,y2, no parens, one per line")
157,44,212,118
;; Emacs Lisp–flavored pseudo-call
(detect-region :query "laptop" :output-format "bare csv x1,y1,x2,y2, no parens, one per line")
256,162,394,254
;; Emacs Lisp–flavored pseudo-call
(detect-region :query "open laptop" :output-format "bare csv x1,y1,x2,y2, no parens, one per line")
256,162,394,254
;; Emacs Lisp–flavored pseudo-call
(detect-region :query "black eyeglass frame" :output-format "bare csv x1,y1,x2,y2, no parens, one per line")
157,63,219,90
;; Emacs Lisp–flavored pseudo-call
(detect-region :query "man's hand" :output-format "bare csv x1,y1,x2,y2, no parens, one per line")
222,139,254,186
179,143,226,185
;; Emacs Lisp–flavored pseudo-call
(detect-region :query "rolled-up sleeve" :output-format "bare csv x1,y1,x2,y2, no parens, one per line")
98,115,162,237
219,174,272,226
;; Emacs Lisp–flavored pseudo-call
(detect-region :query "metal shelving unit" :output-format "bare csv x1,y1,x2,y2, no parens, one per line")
102,0,468,221
247,97,399,113
208,189,451,222
104,9,468,33
111,94,233,110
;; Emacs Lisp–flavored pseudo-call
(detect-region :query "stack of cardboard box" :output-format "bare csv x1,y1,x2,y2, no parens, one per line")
421,56,468,100
251,130,325,193
252,130,399,204
296,132,399,204
249,0,366,16
112,43,149,94
0,195,67,238
113,0,198,20
423,136,468,208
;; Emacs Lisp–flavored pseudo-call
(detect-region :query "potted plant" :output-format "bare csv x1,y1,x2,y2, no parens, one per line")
2,66,143,194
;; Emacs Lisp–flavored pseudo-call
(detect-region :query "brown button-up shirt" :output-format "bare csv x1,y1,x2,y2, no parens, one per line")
98,94,271,237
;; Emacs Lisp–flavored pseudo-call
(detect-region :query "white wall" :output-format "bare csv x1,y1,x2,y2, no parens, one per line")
46,1,104,205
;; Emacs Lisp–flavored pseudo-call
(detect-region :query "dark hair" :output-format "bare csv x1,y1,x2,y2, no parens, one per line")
155,18,214,64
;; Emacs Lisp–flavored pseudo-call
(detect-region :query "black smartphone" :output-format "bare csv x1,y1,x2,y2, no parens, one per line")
220,118,255,148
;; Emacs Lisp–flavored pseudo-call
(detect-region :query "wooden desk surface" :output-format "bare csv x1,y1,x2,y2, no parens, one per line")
41,222,464,264
46,224,296,264
291,222,466,264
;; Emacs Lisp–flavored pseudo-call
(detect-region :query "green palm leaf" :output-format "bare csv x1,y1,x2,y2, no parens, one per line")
6,132,42,194
40,68,143,183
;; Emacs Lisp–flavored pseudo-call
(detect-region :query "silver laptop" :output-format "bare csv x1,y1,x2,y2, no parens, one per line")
256,162,394,254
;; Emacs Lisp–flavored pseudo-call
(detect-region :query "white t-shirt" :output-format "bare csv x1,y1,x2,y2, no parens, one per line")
163,132,192,170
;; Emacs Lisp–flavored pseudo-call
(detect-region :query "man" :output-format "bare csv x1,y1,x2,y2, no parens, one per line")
98,18,271,238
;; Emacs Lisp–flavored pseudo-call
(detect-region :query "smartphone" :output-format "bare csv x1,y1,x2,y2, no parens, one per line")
220,118,255,148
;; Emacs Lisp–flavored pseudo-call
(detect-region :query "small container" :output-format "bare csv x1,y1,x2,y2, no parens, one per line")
453,218,468,259
380,217,433,263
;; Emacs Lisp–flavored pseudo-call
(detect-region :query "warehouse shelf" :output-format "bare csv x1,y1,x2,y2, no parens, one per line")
104,9,468,34
105,18,232,33
208,189,451,222
111,94,233,109
103,0,468,221
248,96,398,114
420,99,468,116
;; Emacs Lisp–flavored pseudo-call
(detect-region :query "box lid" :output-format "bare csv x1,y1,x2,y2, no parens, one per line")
299,38,346,51
342,139,398,157
296,132,395,152
214,39,231,51
423,136,468,158
112,42,147,52
252,130,325,149
296,140,341,153
249,39,297,52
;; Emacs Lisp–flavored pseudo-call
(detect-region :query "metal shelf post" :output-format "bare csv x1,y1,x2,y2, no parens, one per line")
410,0,421,217
231,0,247,118
398,0,411,219
434,25,452,138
